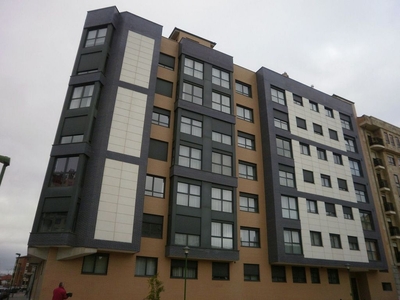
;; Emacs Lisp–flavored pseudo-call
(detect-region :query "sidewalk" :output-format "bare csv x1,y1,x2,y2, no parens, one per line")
7,292,28,299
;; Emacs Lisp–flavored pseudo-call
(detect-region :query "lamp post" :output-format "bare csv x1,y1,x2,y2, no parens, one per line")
7,253,21,299
0,155,11,186
183,246,190,300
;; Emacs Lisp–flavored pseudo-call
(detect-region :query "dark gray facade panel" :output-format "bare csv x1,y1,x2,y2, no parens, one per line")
84,6,119,29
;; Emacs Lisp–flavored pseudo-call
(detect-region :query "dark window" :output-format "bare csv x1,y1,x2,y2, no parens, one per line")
171,260,197,279
135,257,157,276
152,108,170,127
239,193,258,213
184,57,203,79
382,282,393,291
177,182,201,208
239,161,257,180
159,53,175,70
365,239,380,261
235,81,251,97
50,157,79,187
271,266,286,282
212,152,232,176
310,268,320,283
279,165,295,187
292,267,306,283
212,68,230,88
310,231,323,246
281,195,298,219
348,236,359,250
340,113,352,130
309,101,319,112
330,234,342,249
238,132,255,150
82,253,109,275
303,170,314,183
317,148,327,160
325,107,334,118
211,187,233,213
274,110,289,131
211,222,233,249
343,206,353,220
149,139,168,161
355,183,368,203
329,129,338,140
240,227,260,247
333,153,343,165
60,134,84,144
145,175,165,198
156,78,173,97
212,262,229,280
284,229,302,254
39,212,68,232
271,87,286,105
360,211,374,230
321,174,331,187
325,203,336,217
300,143,310,155
244,264,259,281
307,200,318,214
327,269,340,284
69,84,94,109
276,137,292,158
181,116,202,137
344,136,357,152
85,28,107,47
212,131,231,145
142,214,163,239
293,94,303,106
175,233,200,247
338,178,348,191
296,117,307,129
212,92,231,114
182,82,203,105
349,159,361,176
313,123,323,135
237,105,253,122
179,145,201,169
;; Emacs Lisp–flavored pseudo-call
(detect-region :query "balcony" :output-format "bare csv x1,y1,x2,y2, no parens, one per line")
384,202,396,215
373,158,385,170
379,179,391,192
390,227,400,239
368,136,385,151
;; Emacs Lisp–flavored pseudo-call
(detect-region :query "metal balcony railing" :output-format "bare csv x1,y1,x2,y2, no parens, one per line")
368,136,384,147
390,227,400,236
379,179,390,189
373,158,384,167
384,202,395,212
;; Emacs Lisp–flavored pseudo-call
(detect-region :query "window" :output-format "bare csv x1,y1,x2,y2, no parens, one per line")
271,266,286,282
349,159,361,176
50,157,79,187
149,139,168,161
178,145,201,169
69,85,94,109
82,253,109,275
310,231,323,246
329,129,338,140
135,257,157,276
338,179,348,191
60,134,84,144
394,174,400,188
237,105,253,122
39,212,67,232
85,28,107,47
325,203,336,217
327,269,340,284
360,211,374,230
181,116,202,137
330,234,342,249
212,92,230,114
284,229,302,254
171,260,197,279
343,206,353,220
310,101,319,112
382,282,393,291
212,187,233,213
313,123,323,135
321,174,331,187
271,87,286,105
292,267,306,283
184,57,203,79
344,136,356,152
340,113,352,130
240,193,258,212
145,175,165,198
182,82,202,105
348,236,359,250
235,81,251,97
240,227,260,247
325,107,334,117
152,108,169,127
365,240,380,261
300,143,310,155
384,132,390,144
238,132,255,150
293,94,303,106
212,68,230,88
212,131,231,145
177,182,201,208
142,214,163,239
310,268,320,284
279,165,295,187
307,200,318,214
244,264,259,281
388,155,396,166
397,137,400,147
333,153,343,165
276,137,292,158
296,117,307,129
239,161,256,180
303,170,314,183
212,152,232,176
211,222,233,249
156,78,173,97
159,53,175,70
281,195,298,219
355,183,368,203
212,262,229,280
175,233,200,247
274,110,289,131
317,148,327,160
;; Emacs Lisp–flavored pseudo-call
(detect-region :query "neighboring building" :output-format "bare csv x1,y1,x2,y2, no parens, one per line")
358,115,400,295
27,6,397,300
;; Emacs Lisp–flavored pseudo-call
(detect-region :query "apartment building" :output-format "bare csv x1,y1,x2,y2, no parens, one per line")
27,6,397,300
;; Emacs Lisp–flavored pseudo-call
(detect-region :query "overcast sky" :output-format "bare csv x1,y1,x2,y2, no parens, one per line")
0,0,399,274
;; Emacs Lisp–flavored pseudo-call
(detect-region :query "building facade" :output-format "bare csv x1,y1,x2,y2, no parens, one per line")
27,6,397,300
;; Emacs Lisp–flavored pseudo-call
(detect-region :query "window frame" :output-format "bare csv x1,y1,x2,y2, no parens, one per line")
303,170,315,184
177,182,201,208
325,203,336,217
235,81,251,97
212,91,231,114
211,187,233,213
184,57,203,79
239,193,258,213
237,105,254,122
82,253,109,275
309,101,319,112
313,123,323,135
180,116,202,137
279,165,295,188
296,117,307,130
170,259,198,279
142,214,163,239
330,234,342,249
271,87,286,105
211,222,233,249
240,227,260,247
276,137,292,158
50,156,79,187
310,231,323,247
239,161,257,180
69,84,94,109
284,229,302,255
281,195,299,219
85,28,107,48
307,200,318,214
321,174,332,188
178,145,202,170
317,148,327,160
238,131,255,150
244,264,259,281
182,82,203,105
212,152,232,176
212,67,230,88
145,175,165,198
135,257,157,277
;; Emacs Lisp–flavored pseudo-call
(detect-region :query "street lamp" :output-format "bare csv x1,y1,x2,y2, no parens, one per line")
7,253,21,299
0,155,11,186
183,246,190,300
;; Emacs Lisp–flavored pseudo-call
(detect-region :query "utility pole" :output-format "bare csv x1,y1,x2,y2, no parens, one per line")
0,155,11,185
